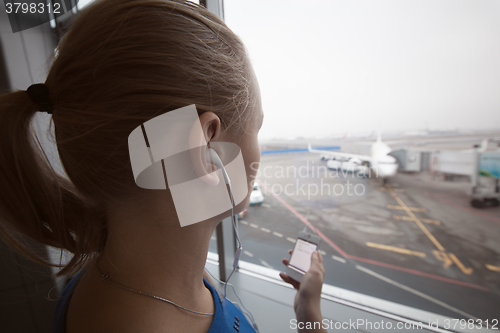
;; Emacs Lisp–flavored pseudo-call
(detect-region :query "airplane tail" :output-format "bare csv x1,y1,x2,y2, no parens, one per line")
479,138,488,152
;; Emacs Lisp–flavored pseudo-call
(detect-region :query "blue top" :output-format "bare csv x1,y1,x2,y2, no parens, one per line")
53,270,257,333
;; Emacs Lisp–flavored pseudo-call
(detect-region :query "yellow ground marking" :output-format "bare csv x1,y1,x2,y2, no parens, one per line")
393,215,441,225
449,253,473,275
366,242,426,257
433,251,474,275
386,204,427,212
433,251,453,269
379,188,404,192
486,264,500,272
374,182,400,187
421,218,440,225
386,187,444,252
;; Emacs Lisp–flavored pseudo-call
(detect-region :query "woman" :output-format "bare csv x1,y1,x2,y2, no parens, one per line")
0,0,327,332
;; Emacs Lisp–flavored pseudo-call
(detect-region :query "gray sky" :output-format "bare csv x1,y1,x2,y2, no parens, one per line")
224,0,500,140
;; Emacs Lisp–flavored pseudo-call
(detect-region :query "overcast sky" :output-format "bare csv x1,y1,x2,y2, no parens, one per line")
224,0,500,140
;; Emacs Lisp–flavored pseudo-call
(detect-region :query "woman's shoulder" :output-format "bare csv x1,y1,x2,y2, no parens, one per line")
65,268,214,333
59,267,255,333
203,277,257,333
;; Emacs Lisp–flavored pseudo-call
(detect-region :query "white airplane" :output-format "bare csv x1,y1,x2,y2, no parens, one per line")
308,132,399,182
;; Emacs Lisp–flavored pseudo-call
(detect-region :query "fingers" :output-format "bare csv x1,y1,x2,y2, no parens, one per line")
317,250,324,264
311,250,324,265
279,272,300,290
282,249,292,267
309,251,326,277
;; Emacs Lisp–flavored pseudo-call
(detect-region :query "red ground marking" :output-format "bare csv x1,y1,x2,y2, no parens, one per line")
259,181,491,292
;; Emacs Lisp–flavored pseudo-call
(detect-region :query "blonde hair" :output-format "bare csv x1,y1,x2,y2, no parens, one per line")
0,0,256,277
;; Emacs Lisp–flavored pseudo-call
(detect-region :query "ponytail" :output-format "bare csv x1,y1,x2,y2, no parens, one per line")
0,91,107,277
0,0,257,277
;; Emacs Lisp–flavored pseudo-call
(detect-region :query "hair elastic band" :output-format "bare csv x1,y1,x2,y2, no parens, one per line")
27,83,54,114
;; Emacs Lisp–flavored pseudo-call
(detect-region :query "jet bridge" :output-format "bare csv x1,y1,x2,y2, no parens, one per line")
392,148,500,208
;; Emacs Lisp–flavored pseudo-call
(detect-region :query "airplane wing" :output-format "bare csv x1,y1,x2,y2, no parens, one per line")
308,144,372,163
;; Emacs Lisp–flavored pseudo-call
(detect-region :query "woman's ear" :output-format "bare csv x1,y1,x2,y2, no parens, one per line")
188,112,222,186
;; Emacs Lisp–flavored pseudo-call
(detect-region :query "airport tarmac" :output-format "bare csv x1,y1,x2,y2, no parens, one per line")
209,152,500,321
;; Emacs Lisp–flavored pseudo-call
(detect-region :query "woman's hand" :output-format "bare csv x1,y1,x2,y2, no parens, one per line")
280,250,326,332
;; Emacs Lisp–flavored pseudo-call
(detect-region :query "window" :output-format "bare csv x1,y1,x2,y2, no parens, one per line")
224,0,500,324
77,0,94,10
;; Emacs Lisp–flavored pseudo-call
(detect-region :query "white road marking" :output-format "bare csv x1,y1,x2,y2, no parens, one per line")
260,227,271,233
286,237,296,243
318,250,327,255
210,236,216,241
250,223,259,229
332,255,346,263
259,259,273,268
262,203,271,208
272,232,283,238
240,220,248,225
243,250,254,258
355,265,477,319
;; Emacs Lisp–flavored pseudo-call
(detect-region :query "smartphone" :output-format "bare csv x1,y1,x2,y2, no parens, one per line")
285,231,321,282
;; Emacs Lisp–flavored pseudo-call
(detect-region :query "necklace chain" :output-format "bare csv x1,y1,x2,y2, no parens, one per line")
96,265,214,316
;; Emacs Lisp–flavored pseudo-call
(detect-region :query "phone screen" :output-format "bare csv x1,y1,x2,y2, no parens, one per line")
289,238,318,273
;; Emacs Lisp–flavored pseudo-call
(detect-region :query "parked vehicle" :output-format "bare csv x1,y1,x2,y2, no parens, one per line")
250,184,264,205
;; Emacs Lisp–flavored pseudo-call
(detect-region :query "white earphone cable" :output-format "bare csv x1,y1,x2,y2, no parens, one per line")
206,146,259,332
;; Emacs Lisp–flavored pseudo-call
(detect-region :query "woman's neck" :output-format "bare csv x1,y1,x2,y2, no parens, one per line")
96,193,219,310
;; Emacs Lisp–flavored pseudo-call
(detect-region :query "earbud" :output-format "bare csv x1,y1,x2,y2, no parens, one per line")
206,147,231,185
